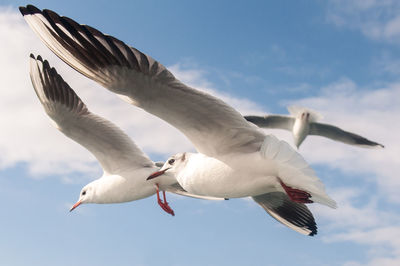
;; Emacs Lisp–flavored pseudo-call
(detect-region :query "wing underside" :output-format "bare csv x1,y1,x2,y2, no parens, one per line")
245,115,294,130
252,192,317,236
20,5,265,159
309,122,384,148
29,54,154,174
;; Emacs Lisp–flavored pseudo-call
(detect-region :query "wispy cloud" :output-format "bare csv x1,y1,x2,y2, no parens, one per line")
317,188,400,265
170,52,400,265
285,78,399,203
268,77,400,265
326,0,400,43
168,63,266,115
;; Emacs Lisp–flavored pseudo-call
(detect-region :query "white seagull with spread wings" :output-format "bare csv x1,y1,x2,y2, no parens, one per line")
245,106,384,149
22,5,336,236
29,54,224,215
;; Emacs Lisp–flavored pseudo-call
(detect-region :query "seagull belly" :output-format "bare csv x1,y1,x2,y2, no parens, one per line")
292,119,309,146
177,154,278,198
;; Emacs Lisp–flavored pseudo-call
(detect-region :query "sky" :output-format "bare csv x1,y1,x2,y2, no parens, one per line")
0,0,399,265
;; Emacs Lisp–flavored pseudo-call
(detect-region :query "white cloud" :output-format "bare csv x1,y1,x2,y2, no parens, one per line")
281,78,400,205
326,0,400,43
169,56,400,266
2,6,400,265
168,63,266,115
272,77,400,265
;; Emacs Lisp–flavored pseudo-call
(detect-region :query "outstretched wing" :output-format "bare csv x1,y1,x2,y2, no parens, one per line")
309,122,384,148
20,5,265,159
29,54,154,174
245,115,294,130
252,192,317,236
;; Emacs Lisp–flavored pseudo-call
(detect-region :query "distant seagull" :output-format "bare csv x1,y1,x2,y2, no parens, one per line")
29,54,224,215
21,6,336,236
245,106,384,149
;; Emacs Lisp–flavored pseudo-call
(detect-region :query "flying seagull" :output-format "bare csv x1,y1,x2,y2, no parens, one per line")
29,54,224,215
245,106,384,149
21,5,336,236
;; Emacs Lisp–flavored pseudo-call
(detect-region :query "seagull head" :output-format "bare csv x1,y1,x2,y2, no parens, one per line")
70,183,96,212
147,153,187,181
300,112,310,122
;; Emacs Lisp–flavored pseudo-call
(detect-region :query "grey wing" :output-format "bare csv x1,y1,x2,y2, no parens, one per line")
154,162,165,168
245,115,294,130
252,192,317,236
309,122,384,148
20,5,265,159
29,54,154,174
167,183,226,201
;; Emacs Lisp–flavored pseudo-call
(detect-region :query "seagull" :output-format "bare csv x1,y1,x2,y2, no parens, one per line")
245,106,384,149
21,5,336,236
29,54,224,215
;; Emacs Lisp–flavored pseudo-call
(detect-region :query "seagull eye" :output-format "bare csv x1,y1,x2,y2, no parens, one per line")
168,159,175,165
82,191,86,196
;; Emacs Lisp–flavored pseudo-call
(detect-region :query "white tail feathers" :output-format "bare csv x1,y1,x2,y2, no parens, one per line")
260,135,337,208
287,105,323,122
310,194,337,209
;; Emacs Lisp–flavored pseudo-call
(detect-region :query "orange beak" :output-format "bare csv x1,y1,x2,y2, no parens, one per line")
69,201,82,212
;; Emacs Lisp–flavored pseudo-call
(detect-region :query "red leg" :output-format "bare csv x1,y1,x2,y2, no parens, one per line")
163,190,167,203
155,184,175,216
279,179,313,204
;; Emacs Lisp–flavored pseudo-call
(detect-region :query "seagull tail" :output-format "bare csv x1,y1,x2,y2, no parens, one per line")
260,134,337,209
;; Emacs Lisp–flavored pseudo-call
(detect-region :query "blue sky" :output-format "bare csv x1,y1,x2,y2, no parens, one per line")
0,1,399,265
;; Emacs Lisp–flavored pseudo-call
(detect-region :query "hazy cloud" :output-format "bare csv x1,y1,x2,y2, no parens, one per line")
326,0,400,43
271,78,400,265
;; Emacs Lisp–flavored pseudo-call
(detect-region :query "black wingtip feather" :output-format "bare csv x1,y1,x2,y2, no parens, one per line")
253,192,318,236
30,55,89,115
19,6,28,15
43,58,50,70
22,4,42,15
19,5,40,16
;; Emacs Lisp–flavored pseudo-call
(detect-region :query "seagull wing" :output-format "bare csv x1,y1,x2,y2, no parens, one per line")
21,5,265,159
167,183,226,201
309,122,384,148
29,54,154,174
252,192,317,236
245,115,294,130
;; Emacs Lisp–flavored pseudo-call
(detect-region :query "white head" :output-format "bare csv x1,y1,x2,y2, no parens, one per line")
288,105,323,122
69,181,98,212
288,106,323,148
147,153,188,182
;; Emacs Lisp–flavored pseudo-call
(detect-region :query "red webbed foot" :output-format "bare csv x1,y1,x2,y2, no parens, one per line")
279,179,313,204
155,184,175,216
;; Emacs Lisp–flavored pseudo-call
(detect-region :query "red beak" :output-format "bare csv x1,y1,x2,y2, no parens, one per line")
70,201,82,212
147,168,169,180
